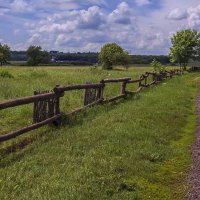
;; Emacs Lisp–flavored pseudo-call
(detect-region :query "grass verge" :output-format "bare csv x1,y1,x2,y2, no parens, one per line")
0,68,199,199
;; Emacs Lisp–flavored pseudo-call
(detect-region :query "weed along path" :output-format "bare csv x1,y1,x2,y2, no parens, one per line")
188,87,200,200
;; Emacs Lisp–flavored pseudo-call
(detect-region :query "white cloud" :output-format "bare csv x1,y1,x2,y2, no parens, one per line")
77,6,105,29
166,4,200,31
0,8,9,16
5,0,199,54
166,8,188,20
109,2,133,24
10,0,33,13
187,5,200,29
135,0,151,6
22,1,169,54
14,29,20,35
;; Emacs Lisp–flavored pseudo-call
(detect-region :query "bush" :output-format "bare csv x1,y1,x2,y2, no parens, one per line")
151,58,165,73
0,70,14,78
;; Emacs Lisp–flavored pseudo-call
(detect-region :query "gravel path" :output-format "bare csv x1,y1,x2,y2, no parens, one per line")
187,90,200,199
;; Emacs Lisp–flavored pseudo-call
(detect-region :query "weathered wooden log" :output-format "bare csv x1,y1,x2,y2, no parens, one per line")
138,75,144,87
127,85,146,95
103,77,131,83
121,81,128,96
147,72,156,75
136,87,143,93
126,91,135,95
127,78,143,84
54,83,103,93
99,80,105,101
143,74,149,78
0,93,57,110
140,83,150,87
149,81,156,86
144,77,147,86
103,94,126,103
54,85,64,118
0,114,62,142
67,99,102,116
96,87,102,100
121,82,126,95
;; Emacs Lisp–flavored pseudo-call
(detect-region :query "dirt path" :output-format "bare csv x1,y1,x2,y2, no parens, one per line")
187,90,200,199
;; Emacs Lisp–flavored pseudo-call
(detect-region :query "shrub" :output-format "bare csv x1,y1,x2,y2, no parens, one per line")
0,70,14,78
151,58,165,73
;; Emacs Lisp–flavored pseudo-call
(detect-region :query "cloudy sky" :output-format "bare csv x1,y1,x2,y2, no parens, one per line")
0,0,200,54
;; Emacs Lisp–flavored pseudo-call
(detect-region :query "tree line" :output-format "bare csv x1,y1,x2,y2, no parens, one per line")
0,29,200,69
9,51,170,66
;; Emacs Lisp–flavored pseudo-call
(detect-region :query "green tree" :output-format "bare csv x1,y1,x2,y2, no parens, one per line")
40,51,51,64
27,46,50,66
170,29,200,70
0,43,11,66
98,43,131,69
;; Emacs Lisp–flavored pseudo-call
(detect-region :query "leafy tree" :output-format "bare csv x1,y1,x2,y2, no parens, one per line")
170,29,200,70
27,46,42,66
98,43,131,69
27,45,50,66
40,51,51,64
0,53,3,64
0,43,11,66
150,58,165,73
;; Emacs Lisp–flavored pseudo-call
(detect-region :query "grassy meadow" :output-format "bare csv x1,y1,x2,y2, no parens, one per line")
0,65,199,199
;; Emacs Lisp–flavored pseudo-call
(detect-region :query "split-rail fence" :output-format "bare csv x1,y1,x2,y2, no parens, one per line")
0,69,185,142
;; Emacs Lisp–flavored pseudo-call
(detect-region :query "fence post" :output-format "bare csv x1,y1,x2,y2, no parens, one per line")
96,85,104,102
53,85,64,126
99,80,105,103
139,75,143,87
144,74,148,86
121,80,127,97
33,91,38,123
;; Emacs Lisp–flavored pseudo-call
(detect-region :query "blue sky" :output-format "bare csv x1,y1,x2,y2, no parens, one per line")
1,0,200,54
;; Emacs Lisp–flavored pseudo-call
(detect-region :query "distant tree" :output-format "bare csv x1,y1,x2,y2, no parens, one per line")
170,29,200,70
27,45,50,66
98,43,131,69
40,51,51,64
0,43,11,66
27,46,42,66
0,53,3,65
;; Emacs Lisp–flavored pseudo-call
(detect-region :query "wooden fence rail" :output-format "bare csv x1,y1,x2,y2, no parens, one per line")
0,68,186,142
0,93,57,110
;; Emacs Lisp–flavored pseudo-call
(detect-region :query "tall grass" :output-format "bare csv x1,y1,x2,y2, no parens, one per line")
0,66,199,199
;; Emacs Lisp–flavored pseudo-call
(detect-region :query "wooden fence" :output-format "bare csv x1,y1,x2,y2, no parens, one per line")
0,69,184,142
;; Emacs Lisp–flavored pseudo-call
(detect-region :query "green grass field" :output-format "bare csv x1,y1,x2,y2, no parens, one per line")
0,66,199,199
